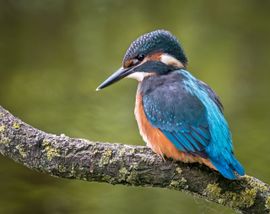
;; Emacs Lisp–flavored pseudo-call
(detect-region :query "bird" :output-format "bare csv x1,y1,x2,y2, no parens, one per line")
96,29,245,180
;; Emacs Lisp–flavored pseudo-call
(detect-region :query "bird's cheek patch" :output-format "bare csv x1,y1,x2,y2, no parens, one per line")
160,54,184,68
146,52,163,61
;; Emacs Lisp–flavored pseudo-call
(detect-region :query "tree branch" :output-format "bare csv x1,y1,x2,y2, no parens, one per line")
0,106,269,213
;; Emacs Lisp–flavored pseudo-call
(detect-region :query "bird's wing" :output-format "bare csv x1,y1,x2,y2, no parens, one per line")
142,81,211,156
141,70,245,179
197,80,224,113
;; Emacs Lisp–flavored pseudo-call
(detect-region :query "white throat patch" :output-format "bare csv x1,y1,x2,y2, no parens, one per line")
127,72,151,82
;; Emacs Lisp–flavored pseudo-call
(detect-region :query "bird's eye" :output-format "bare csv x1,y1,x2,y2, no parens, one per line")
124,54,145,68
137,54,145,61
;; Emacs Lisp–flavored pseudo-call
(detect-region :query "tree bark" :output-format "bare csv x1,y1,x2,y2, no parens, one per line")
0,106,269,213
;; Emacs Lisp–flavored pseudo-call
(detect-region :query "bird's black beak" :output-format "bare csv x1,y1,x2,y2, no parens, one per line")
96,67,134,91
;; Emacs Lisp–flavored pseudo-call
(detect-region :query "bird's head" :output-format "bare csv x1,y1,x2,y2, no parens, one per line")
96,29,187,90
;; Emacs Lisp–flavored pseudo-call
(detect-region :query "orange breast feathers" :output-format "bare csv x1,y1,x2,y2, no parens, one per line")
134,91,216,169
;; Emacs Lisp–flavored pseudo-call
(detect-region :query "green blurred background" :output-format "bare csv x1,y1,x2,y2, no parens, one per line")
0,0,270,213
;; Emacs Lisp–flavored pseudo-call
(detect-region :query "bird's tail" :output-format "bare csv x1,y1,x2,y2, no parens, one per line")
210,154,245,180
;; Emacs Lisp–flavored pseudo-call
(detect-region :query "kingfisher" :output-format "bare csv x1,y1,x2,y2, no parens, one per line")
96,29,245,180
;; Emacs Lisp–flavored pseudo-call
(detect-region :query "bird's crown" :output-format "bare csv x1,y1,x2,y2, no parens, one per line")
123,29,187,66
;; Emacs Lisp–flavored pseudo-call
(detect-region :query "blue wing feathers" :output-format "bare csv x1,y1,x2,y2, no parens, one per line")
141,69,245,179
191,126,210,140
175,132,198,152
190,131,208,146
163,131,188,152
182,70,245,179
197,80,224,113
182,132,204,151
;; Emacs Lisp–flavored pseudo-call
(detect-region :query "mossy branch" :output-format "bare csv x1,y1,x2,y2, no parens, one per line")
0,106,269,214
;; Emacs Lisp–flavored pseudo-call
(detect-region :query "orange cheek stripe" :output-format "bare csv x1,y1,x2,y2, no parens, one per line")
135,92,216,170
146,52,162,61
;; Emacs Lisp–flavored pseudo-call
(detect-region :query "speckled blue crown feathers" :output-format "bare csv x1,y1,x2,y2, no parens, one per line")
123,29,188,65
